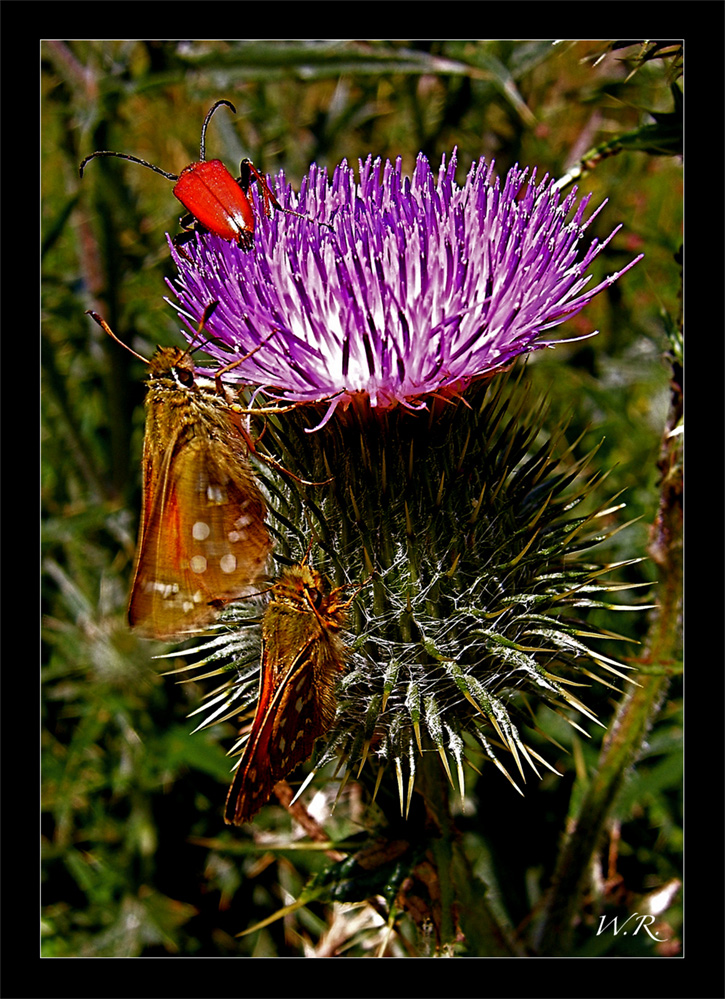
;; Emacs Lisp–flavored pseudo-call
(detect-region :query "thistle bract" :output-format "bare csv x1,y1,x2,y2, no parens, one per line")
181,375,644,815
168,151,642,421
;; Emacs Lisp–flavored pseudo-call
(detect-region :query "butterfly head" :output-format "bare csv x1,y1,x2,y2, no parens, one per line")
148,346,197,388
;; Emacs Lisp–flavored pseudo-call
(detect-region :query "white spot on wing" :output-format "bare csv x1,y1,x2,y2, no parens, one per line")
190,555,207,574
220,553,237,574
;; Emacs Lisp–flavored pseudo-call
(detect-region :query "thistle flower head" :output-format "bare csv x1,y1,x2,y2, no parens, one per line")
168,151,642,420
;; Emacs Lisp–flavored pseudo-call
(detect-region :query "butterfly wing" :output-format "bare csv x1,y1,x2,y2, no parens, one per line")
224,635,326,825
224,567,352,825
128,423,271,639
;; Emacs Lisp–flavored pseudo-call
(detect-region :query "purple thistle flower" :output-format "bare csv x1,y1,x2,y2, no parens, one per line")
167,151,642,421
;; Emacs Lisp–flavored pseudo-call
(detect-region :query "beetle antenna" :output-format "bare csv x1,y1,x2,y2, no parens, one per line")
199,99,237,162
79,150,179,181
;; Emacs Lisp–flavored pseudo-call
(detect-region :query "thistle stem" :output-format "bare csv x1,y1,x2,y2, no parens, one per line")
415,748,520,955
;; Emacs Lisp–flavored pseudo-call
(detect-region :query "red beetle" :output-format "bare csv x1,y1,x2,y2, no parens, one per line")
80,100,325,249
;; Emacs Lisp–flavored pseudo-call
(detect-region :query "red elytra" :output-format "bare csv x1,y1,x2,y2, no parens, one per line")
173,159,257,244
79,100,325,248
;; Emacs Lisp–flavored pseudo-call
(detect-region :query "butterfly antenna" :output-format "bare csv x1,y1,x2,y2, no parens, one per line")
182,301,220,357
299,534,317,568
85,311,149,365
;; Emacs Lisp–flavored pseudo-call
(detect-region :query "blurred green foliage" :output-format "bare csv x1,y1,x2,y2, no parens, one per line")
42,39,682,958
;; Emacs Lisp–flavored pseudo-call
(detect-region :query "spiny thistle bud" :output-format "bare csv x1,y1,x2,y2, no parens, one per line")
162,150,643,819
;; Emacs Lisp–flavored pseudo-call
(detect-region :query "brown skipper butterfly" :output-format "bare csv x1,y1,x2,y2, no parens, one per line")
88,304,272,639
224,563,358,825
